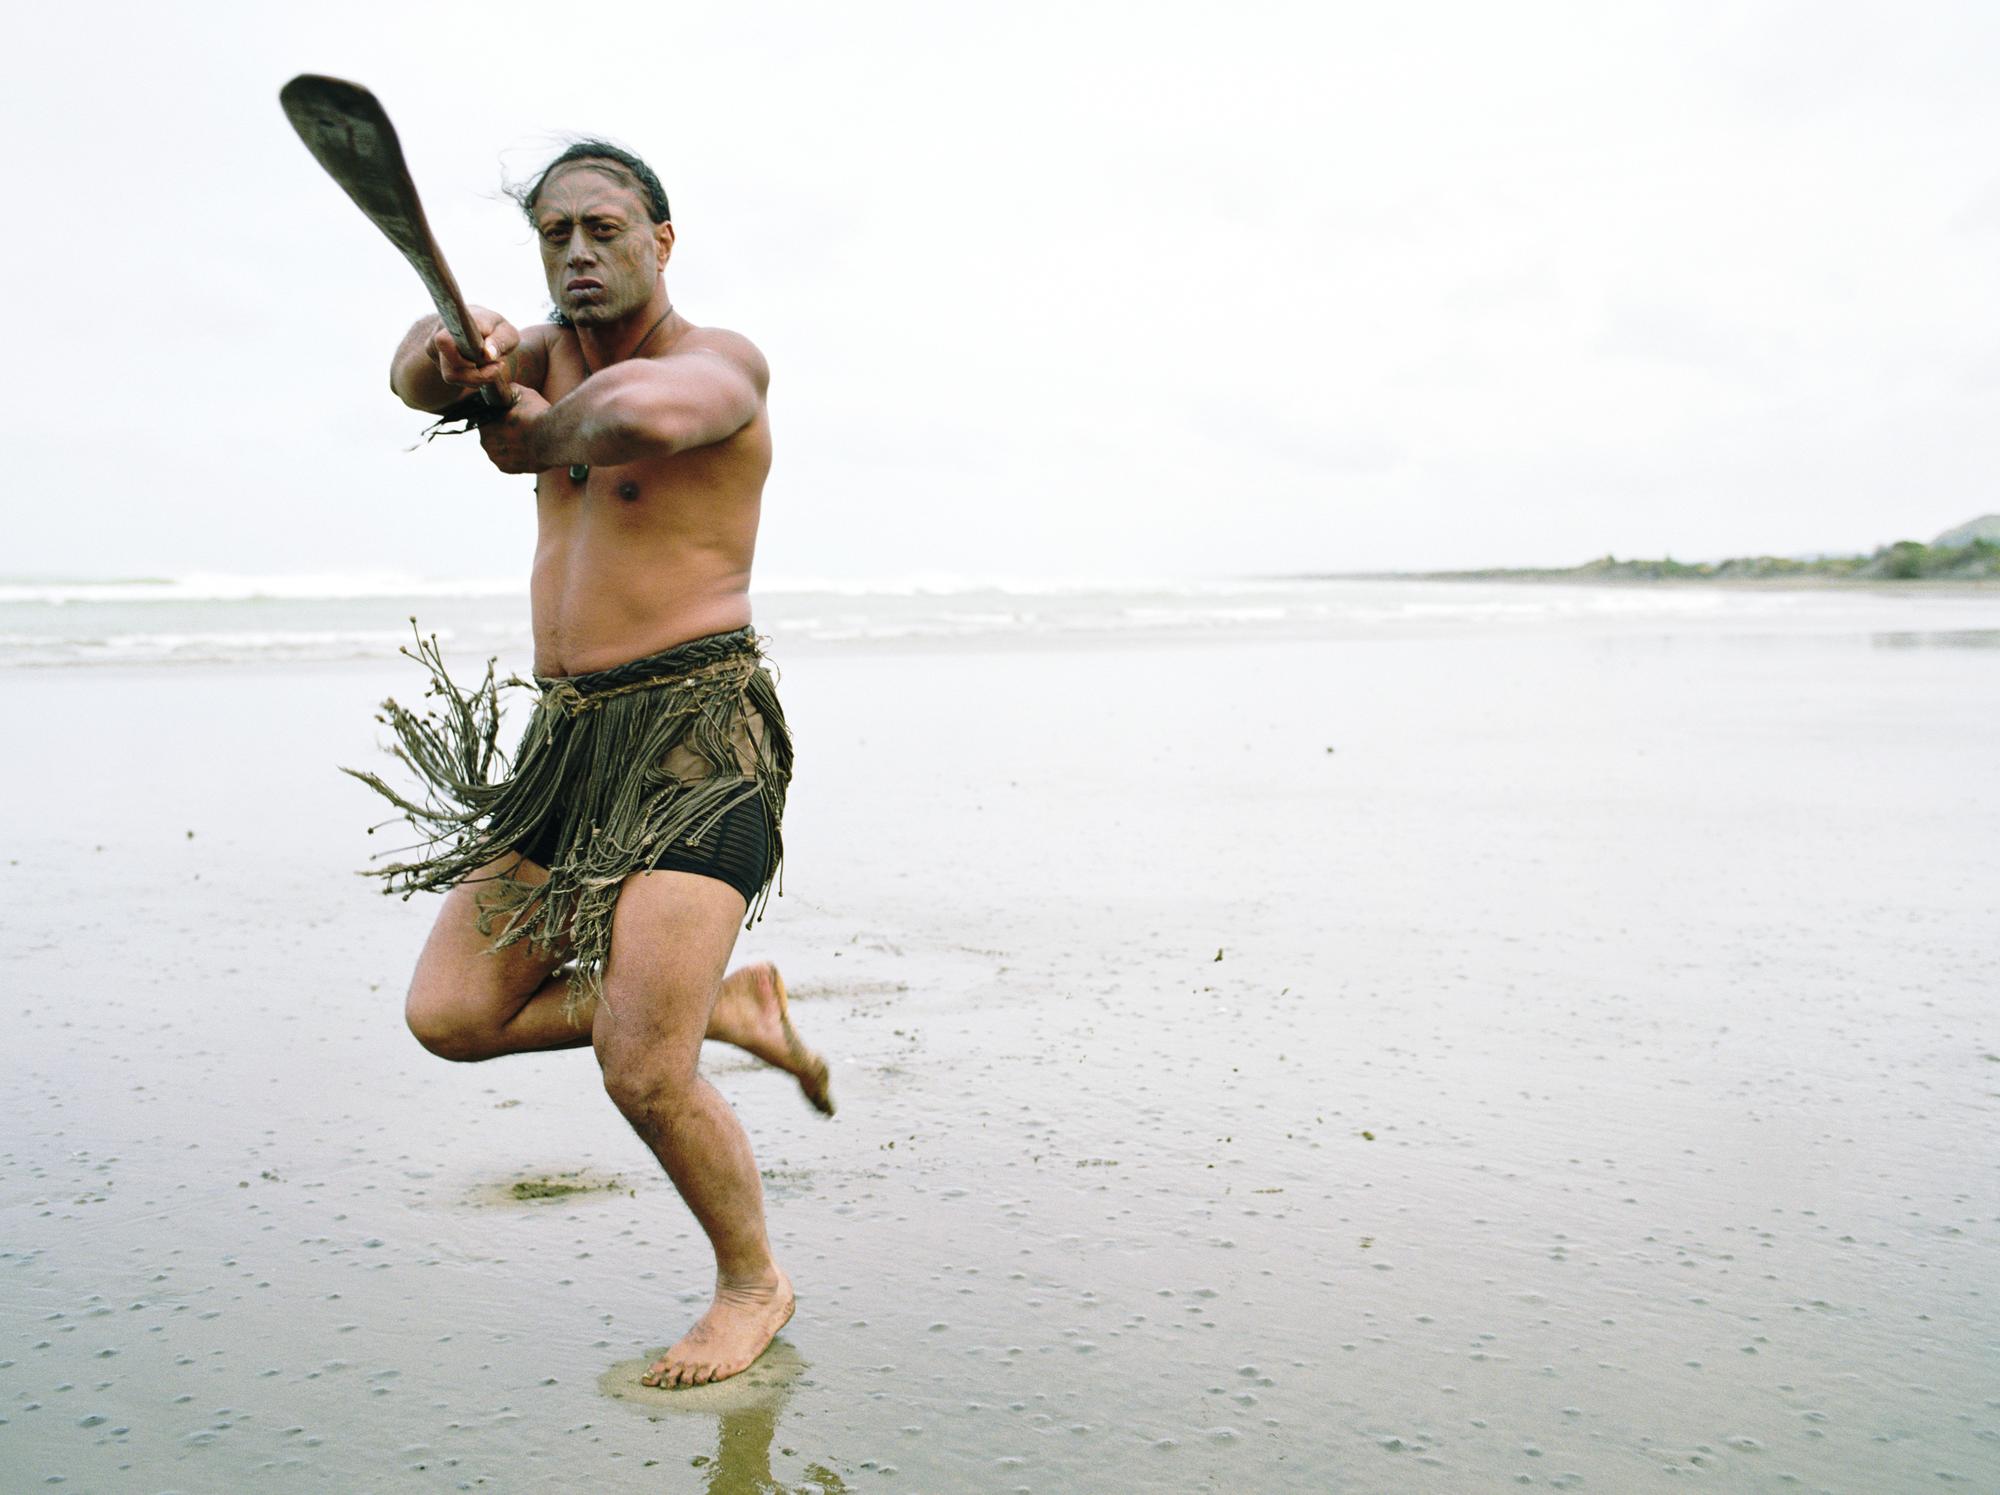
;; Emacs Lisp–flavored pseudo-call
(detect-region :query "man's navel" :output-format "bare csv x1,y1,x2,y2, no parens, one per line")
616,479,641,502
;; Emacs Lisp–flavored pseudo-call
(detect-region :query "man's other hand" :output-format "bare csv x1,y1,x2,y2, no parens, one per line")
432,309,521,391
478,385,553,474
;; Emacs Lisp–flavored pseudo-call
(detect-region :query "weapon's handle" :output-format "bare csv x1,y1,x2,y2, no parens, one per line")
432,294,513,412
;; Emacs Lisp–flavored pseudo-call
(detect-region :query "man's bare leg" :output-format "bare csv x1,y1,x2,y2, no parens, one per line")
405,860,833,1106
594,869,794,1388
400,861,576,1057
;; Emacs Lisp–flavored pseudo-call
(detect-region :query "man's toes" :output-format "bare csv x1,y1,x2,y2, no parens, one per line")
802,1060,835,1116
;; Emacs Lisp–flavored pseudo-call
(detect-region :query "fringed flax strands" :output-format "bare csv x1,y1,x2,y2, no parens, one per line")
345,626,791,1016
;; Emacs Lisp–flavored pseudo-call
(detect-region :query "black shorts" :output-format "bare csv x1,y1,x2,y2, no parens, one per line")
516,789,774,908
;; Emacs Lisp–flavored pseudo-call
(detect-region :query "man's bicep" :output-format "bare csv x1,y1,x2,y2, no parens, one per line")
648,349,763,445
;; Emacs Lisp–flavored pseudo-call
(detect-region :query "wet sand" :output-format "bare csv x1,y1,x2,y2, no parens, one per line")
4,599,1998,1491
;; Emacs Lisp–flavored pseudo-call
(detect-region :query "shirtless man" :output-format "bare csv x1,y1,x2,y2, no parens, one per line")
378,140,824,1389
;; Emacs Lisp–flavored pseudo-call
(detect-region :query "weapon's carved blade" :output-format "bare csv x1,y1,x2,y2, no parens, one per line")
279,73,494,389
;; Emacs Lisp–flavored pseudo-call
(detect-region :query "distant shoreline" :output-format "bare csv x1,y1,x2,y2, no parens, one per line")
1361,570,2000,590
1289,549,1998,589
1346,526,2000,587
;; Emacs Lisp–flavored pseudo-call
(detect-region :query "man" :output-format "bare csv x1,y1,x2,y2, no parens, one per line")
364,140,828,1389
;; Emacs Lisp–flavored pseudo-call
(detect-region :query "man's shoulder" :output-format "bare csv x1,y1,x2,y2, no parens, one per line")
669,325,769,393
520,320,566,355
516,320,569,388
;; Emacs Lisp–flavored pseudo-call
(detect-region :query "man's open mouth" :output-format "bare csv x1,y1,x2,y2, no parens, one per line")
566,278,604,295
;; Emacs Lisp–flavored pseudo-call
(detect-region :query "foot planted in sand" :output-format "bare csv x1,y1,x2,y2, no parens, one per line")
641,1269,796,1388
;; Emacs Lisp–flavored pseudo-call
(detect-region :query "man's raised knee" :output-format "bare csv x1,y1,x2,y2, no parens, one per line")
405,980,498,1062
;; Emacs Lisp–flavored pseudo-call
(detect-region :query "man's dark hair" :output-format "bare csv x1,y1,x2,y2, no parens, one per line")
514,139,671,225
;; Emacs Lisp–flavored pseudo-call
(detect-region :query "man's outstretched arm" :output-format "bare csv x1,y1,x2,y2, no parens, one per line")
476,335,766,474
389,310,550,412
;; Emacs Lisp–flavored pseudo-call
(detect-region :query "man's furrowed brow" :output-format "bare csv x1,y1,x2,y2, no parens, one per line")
538,205,633,232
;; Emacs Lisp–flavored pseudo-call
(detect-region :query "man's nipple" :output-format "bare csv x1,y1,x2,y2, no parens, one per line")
616,480,641,502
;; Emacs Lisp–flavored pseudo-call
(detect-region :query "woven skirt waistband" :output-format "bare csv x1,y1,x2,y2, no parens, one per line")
535,627,760,696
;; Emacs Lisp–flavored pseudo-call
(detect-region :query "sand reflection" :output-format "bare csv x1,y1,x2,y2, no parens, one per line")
597,1342,845,1493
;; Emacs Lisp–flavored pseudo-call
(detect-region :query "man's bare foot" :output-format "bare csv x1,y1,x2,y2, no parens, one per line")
709,962,835,1116
640,1269,796,1388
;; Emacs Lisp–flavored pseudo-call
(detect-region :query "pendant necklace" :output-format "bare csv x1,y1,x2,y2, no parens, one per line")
568,306,675,485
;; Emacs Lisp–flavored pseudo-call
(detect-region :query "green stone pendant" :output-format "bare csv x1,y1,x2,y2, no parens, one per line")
568,464,589,484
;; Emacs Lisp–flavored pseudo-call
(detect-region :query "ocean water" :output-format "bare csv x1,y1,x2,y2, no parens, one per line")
4,572,1998,670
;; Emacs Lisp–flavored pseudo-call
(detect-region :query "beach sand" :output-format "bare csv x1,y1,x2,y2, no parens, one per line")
4,599,1997,1491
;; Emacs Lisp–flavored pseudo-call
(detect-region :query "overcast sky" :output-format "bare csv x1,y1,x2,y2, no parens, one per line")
9,1,1999,583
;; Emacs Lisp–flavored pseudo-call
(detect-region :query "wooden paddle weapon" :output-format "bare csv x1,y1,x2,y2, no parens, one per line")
278,73,510,415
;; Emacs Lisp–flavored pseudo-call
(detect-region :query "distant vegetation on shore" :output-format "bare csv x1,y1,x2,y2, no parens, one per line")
1428,515,2000,583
